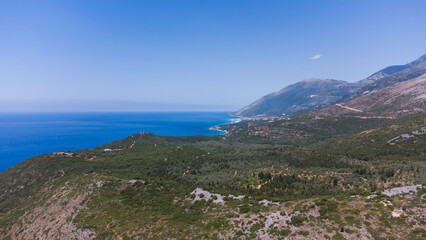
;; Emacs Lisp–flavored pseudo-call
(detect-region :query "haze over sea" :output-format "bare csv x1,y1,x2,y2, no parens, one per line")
0,112,231,172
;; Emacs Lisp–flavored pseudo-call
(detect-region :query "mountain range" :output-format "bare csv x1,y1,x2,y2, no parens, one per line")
234,54,426,117
233,78,357,117
316,74,426,118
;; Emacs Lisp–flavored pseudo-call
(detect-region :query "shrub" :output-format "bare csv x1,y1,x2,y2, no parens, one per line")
332,232,346,240
239,204,250,213
290,215,306,227
280,229,291,236
327,201,338,212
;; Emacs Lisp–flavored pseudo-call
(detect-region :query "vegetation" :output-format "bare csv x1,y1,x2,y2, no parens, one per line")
0,113,424,239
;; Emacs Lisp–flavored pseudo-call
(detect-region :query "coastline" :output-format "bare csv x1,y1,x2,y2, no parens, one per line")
209,118,241,135
0,111,233,173
209,115,285,135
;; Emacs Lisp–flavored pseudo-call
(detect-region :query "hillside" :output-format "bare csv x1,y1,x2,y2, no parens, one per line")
0,111,425,239
233,79,356,117
235,54,426,117
343,54,426,102
318,74,426,118
366,54,426,82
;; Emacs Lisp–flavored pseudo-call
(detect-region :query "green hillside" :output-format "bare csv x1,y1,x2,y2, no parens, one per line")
1,112,424,239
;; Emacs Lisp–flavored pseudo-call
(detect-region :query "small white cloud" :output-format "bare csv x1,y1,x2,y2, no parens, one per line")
310,54,322,60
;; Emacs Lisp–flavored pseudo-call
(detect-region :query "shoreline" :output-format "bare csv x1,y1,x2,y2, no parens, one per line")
0,112,235,173
209,118,241,135
208,115,290,135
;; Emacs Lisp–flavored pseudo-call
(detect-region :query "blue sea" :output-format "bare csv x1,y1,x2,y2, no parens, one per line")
0,112,232,172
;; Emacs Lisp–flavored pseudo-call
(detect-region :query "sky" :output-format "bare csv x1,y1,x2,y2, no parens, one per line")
1,0,425,112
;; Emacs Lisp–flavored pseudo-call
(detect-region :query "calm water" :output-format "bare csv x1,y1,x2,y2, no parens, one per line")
0,112,232,172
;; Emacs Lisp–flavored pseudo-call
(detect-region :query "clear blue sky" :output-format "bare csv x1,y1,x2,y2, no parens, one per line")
1,0,425,111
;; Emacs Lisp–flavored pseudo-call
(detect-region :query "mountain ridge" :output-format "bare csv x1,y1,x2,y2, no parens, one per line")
315,74,426,118
235,54,426,117
366,54,426,81
234,78,357,117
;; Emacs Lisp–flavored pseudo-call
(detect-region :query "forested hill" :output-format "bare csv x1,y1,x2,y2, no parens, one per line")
1,110,424,238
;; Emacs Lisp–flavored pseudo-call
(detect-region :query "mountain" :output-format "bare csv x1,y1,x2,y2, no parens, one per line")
366,65,411,81
233,78,357,117
317,74,426,118
343,54,426,101
366,54,426,82
235,54,426,117
225,75,425,142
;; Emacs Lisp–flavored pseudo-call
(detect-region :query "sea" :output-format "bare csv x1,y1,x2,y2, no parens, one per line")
0,112,232,172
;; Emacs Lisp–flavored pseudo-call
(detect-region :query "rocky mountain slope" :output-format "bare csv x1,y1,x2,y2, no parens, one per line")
343,54,426,102
317,74,426,118
367,54,426,82
223,74,425,143
234,78,357,117
235,54,426,117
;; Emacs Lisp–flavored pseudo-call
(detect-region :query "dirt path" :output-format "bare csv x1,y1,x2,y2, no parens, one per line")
335,103,363,112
